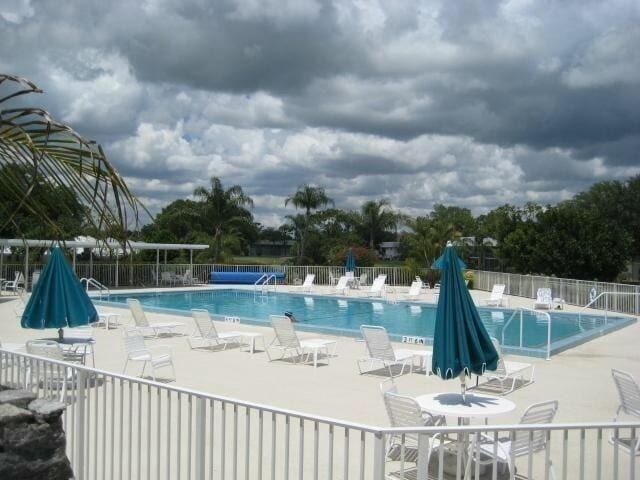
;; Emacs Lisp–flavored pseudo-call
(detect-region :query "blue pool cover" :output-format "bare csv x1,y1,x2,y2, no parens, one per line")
209,271,286,284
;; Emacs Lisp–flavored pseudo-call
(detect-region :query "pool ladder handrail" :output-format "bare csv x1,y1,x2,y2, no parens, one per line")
254,274,277,294
500,306,551,360
80,277,110,299
577,291,639,325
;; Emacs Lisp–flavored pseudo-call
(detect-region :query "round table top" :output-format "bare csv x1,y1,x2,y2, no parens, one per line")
415,392,516,418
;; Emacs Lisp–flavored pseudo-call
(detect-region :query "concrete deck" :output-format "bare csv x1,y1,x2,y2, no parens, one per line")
0,285,638,428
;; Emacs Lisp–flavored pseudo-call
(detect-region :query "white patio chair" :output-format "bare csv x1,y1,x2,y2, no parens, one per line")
358,325,430,377
122,329,175,381
188,309,244,350
160,272,174,286
483,284,507,307
475,400,558,478
266,315,336,367
26,340,73,400
62,326,96,366
180,269,194,285
478,338,535,395
534,287,553,309
328,270,339,286
366,275,387,298
358,273,368,288
383,389,451,476
334,276,349,295
291,274,315,292
1,271,25,292
400,280,423,299
611,369,640,455
127,298,186,337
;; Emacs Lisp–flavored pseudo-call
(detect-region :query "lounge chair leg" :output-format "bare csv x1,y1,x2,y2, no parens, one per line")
123,359,129,375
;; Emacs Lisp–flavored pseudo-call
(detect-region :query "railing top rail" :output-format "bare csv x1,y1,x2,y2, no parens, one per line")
0,348,382,433
472,269,638,291
3,347,635,436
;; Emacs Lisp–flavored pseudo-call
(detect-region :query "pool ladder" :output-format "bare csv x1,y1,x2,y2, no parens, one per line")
254,274,277,295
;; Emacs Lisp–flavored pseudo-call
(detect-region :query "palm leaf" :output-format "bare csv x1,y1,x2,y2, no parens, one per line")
0,74,147,240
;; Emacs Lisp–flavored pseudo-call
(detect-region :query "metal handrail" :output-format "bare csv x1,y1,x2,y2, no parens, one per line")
80,277,110,298
501,306,552,359
578,291,640,324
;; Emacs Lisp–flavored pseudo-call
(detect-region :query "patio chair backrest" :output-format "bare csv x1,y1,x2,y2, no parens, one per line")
489,284,505,300
360,325,396,362
511,400,558,456
383,390,436,429
26,340,64,361
536,288,552,302
122,329,147,355
370,275,387,293
63,326,94,341
408,280,422,296
127,298,150,328
192,309,217,339
359,273,368,286
490,337,507,377
302,274,315,286
335,276,349,290
612,369,640,418
270,315,301,349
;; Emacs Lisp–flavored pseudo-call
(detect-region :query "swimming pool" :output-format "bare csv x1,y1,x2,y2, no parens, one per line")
104,289,635,357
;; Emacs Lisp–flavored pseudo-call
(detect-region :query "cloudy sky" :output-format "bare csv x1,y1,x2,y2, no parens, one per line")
1,0,639,226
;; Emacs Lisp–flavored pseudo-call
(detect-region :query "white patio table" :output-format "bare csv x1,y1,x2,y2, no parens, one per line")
415,392,515,479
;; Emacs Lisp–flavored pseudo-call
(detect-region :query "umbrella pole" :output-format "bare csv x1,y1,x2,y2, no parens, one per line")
459,371,467,404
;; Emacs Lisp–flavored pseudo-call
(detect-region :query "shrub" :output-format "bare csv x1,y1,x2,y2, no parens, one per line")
329,246,377,267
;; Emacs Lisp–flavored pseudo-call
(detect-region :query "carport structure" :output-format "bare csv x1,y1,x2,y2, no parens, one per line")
0,238,209,288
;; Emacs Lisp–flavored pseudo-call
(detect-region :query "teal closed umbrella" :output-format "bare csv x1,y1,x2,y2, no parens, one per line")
345,247,356,272
431,242,498,400
21,246,98,340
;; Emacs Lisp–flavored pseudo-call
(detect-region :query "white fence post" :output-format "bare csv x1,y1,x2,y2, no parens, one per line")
74,369,87,480
195,396,206,480
372,431,386,480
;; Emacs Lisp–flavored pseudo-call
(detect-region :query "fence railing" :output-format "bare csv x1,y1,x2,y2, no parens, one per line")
3,261,639,314
1,348,639,480
473,270,640,316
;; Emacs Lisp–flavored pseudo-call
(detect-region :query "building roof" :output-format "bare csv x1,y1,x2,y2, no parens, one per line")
0,238,209,251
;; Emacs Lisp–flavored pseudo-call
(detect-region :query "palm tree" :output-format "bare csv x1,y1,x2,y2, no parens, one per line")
194,176,254,262
359,199,400,250
0,74,143,240
284,184,333,260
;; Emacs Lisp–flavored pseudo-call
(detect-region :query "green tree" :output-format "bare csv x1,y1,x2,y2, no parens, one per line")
284,184,333,260
357,199,402,249
194,176,254,262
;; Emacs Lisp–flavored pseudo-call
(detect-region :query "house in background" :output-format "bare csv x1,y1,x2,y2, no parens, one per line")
379,241,401,260
249,240,294,257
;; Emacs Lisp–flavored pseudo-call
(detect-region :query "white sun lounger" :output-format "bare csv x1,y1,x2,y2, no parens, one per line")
266,315,336,367
334,276,349,295
479,337,535,394
366,275,387,298
127,298,186,337
483,284,508,307
292,274,315,292
358,325,430,377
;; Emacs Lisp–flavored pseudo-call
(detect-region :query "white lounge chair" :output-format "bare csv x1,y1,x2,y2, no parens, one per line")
122,329,175,381
611,369,640,455
292,274,315,292
179,269,194,285
357,273,368,288
266,315,336,367
478,338,535,395
534,287,553,309
160,272,174,286
334,276,349,295
400,280,423,299
127,298,186,337
1,271,25,292
358,325,430,377
188,309,244,350
366,275,387,298
483,284,507,307
475,400,558,478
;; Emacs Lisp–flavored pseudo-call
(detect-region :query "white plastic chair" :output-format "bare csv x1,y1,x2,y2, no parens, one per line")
534,288,553,309
611,369,640,455
188,309,244,350
358,325,430,377
401,280,423,299
476,400,558,478
479,338,535,395
1,271,25,292
26,340,73,400
62,326,96,366
483,284,507,307
366,275,387,298
291,274,315,292
266,315,336,367
127,298,186,337
122,329,175,381
382,389,451,476
334,276,349,295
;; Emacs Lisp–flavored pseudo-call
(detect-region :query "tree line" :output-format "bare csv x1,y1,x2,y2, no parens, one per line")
137,175,639,282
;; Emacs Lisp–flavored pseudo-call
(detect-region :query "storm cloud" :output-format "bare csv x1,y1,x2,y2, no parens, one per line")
1,0,638,225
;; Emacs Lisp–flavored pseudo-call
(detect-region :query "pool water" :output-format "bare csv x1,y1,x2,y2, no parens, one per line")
105,289,635,357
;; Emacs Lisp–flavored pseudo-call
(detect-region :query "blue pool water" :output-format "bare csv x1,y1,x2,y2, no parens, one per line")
105,289,635,357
